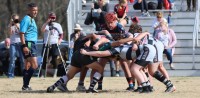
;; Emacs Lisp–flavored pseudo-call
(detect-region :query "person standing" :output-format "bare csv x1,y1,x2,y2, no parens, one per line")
7,14,24,78
19,3,38,91
41,12,64,78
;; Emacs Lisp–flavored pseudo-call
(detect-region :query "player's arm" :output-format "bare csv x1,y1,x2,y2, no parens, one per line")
135,32,150,40
80,49,112,57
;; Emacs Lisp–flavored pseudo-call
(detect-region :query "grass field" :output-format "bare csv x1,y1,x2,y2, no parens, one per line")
0,77,200,98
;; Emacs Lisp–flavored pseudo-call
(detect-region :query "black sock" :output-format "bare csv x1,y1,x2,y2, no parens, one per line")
98,76,103,87
153,71,173,87
153,71,166,82
164,80,173,87
90,77,99,90
126,77,133,87
27,68,34,86
52,78,65,89
145,72,149,79
23,69,29,87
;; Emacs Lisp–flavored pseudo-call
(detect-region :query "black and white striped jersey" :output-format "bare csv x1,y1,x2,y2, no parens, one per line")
108,45,139,60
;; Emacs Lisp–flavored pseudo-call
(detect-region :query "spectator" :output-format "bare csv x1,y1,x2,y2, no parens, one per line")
133,0,150,17
129,16,142,35
0,38,10,76
131,16,139,25
186,0,196,11
114,0,129,26
91,0,109,31
152,11,167,38
156,21,177,70
69,24,86,62
7,14,24,78
41,12,64,78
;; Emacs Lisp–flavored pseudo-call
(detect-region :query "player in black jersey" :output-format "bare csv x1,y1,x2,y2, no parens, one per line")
46,37,103,93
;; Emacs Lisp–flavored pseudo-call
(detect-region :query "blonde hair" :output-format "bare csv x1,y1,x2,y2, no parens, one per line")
97,0,107,6
119,0,127,5
160,21,168,28
156,11,163,18
11,14,19,20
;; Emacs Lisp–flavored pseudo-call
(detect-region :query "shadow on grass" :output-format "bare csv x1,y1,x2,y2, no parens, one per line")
9,89,129,94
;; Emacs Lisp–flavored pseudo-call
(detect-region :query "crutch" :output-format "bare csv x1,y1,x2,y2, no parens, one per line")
56,43,68,73
37,28,51,77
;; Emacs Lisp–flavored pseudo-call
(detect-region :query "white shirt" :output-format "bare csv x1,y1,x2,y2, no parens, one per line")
43,22,63,44
158,32,169,47
10,25,21,44
152,18,168,28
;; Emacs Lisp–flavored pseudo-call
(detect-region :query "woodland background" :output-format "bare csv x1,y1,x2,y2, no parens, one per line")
0,0,70,41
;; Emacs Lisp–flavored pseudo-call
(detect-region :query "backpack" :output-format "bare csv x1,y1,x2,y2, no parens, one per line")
84,12,94,25
148,2,157,10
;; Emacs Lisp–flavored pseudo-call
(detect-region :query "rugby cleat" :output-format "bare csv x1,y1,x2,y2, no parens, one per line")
86,88,98,93
134,87,143,92
47,86,54,93
76,85,86,92
57,83,68,92
22,85,32,91
126,86,134,91
165,85,176,92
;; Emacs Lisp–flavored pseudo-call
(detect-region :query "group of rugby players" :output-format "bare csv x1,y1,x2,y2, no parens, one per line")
46,8,176,93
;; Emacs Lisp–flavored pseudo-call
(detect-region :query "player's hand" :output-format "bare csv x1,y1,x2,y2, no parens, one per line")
132,43,138,51
23,47,30,55
97,8,102,13
93,45,99,50
46,18,51,24
133,38,140,44
80,49,87,55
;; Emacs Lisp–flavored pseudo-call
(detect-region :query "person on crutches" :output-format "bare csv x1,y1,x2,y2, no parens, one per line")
40,12,63,78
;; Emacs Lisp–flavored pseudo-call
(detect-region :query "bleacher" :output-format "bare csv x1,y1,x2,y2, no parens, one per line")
68,0,200,76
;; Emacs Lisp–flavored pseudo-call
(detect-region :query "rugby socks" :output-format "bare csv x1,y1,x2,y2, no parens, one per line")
52,76,68,89
141,82,149,92
145,72,153,91
23,68,34,88
153,71,173,88
27,68,34,86
23,69,29,87
126,77,134,88
98,76,103,86
89,72,101,90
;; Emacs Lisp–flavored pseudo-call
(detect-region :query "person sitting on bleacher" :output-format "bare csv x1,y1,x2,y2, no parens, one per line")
133,0,150,17
91,0,109,31
114,0,129,26
155,21,177,70
152,11,167,38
